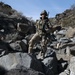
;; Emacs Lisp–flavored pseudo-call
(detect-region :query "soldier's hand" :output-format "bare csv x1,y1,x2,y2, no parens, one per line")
45,29,50,33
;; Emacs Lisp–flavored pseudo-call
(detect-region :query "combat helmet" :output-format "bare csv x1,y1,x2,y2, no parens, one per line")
40,10,48,16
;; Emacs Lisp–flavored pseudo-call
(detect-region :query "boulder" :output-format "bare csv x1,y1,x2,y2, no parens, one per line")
42,57,58,75
5,66,45,75
0,53,43,72
9,39,28,52
9,41,22,52
65,27,75,38
69,57,75,75
17,23,33,34
57,30,66,35
42,48,58,75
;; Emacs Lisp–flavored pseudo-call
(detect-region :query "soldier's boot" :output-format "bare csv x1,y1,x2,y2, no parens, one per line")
37,51,44,59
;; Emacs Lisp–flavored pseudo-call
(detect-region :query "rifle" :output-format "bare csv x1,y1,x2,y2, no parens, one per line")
47,12,49,18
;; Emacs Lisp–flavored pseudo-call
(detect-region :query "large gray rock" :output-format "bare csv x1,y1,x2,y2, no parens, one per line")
65,27,75,38
9,39,28,52
0,53,43,72
58,37,71,43
5,66,45,75
57,30,66,35
9,41,22,52
17,23,35,34
69,57,75,75
42,49,58,75
42,57,58,75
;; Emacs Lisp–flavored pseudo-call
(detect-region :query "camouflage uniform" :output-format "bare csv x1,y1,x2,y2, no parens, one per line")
28,10,52,55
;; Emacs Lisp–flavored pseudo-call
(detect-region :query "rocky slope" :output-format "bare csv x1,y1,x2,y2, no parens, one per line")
50,6,75,27
0,2,35,41
0,2,75,75
55,8,75,27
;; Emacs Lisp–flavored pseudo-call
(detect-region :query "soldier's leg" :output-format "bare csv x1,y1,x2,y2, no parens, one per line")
41,37,50,58
28,33,40,53
40,36,46,58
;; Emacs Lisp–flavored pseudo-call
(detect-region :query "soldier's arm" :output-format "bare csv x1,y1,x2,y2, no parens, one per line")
45,20,53,33
48,20,53,29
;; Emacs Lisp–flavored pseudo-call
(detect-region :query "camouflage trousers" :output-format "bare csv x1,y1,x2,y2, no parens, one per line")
28,32,51,54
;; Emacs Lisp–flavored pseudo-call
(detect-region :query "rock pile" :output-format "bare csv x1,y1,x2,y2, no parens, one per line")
0,2,75,75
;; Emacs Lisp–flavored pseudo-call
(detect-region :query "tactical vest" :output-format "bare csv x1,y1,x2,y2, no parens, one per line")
36,19,50,35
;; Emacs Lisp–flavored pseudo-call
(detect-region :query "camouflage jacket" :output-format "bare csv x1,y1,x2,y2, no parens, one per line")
35,18,52,35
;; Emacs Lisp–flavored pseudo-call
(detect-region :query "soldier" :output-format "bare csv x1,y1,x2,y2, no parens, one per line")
28,10,53,58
